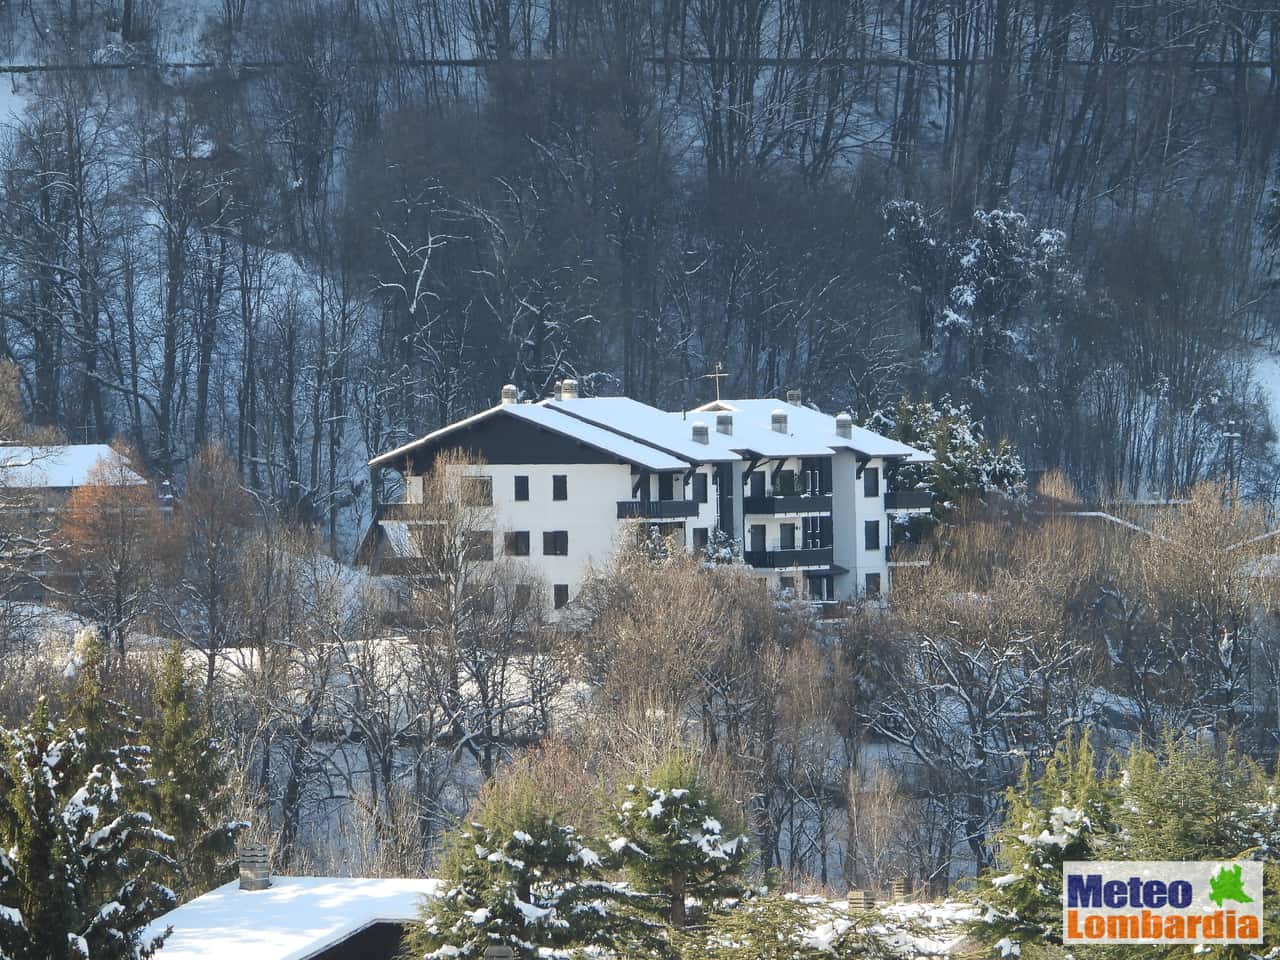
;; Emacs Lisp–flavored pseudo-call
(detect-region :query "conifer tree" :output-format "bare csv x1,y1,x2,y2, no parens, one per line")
606,753,750,928
0,697,175,960
405,756,659,959
973,733,1114,952
681,894,890,960
864,396,1025,522
144,641,245,899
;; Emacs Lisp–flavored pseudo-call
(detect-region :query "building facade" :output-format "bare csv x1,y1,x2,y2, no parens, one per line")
361,382,933,613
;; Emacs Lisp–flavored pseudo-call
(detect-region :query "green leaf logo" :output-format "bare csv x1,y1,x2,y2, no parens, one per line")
1208,864,1254,908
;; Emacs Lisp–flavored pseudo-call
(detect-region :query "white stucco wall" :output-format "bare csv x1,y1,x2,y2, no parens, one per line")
451,461,635,610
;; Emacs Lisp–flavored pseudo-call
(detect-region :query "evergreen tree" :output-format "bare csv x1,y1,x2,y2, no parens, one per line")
405,759,659,959
864,395,1025,526
972,735,1280,958
144,641,245,900
606,753,750,928
973,734,1115,953
680,894,891,960
0,699,175,960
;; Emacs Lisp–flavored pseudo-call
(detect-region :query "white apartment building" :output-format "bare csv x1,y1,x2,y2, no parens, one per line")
361,381,933,613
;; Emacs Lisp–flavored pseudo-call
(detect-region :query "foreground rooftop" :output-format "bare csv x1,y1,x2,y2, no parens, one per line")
146,876,441,960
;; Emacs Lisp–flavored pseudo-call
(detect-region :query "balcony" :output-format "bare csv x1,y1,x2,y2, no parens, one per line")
377,501,434,522
616,499,700,520
743,493,833,515
742,547,834,569
884,489,933,512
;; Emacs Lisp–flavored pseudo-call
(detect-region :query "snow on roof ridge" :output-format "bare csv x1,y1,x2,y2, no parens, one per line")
368,401,687,472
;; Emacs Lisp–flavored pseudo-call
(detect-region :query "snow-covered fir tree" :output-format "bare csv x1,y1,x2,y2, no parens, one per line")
406,758,660,959
973,734,1280,957
865,395,1025,522
973,734,1113,953
0,696,175,960
606,753,750,928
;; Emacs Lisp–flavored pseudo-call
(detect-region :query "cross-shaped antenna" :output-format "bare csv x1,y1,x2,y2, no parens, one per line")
701,362,728,402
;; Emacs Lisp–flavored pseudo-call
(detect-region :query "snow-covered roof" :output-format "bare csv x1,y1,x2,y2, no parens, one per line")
143,876,441,960
368,403,687,472
545,397,741,463
697,400,934,463
0,444,147,488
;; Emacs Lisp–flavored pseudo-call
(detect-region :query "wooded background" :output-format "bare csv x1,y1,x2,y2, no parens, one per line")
3,0,1279,546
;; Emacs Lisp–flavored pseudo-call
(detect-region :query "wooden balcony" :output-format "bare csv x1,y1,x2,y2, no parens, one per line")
884,490,933,512
617,499,700,520
743,547,834,568
743,493,833,515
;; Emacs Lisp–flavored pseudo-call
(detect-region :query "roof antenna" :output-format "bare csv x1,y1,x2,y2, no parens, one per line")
701,362,727,402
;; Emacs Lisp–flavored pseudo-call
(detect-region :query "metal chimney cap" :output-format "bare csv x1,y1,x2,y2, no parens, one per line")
835,412,853,438
786,389,802,406
561,379,579,399
500,384,518,404
771,409,788,433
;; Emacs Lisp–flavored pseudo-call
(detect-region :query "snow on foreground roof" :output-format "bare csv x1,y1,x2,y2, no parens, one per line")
145,876,441,960
0,444,146,488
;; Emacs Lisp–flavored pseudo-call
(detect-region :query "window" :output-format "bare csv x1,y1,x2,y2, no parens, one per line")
775,469,798,496
693,527,709,549
780,523,796,550
749,524,766,552
465,530,493,561
693,473,708,504
514,475,529,501
807,575,833,601
514,584,532,611
505,531,530,556
779,576,796,593
803,516,830,549
543,530,569,556
553,584,569,609
658,473,674,501
864,520,881,552
552,474,568,501
863,467,880,498
473,586,495,614
864,573,882,598
460,476,492,506
748,472,765,498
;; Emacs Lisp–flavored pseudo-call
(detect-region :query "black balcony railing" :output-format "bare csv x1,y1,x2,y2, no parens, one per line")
884,489,933,511
742,547,833,568
377,501,434,521
743,493,833,515
616,499,700,520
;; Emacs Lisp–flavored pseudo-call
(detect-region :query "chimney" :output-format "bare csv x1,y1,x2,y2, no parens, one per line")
553,379,563,400
500,384,518,405
787,389,802,406
239,841,271,891
771,409,788,433
716,413,733,435
561,378,579,400
691,421,709,444
835,412,853,439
